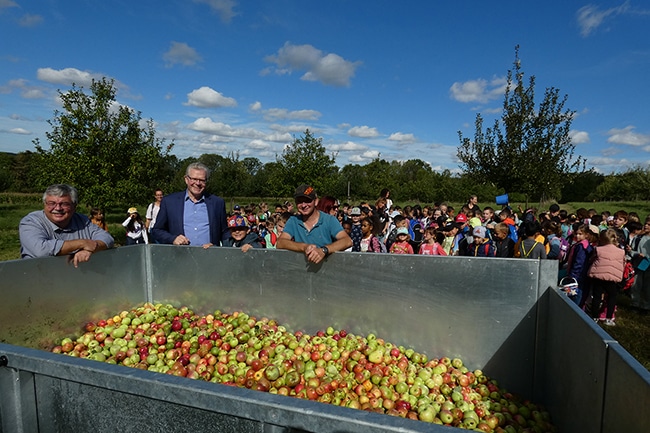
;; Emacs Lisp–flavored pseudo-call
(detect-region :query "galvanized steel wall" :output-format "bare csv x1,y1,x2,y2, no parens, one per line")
0,245,648,432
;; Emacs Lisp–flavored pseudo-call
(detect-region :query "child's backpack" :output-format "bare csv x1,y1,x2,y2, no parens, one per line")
558,237,570,264
507,224,519,243
411,220,423,243
368,236,387,253
618,261,636,292
385,228,398,250
548,235,570,263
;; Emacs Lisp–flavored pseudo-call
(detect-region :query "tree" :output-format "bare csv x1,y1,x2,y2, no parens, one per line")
33,78,174,208
457,46,585,203
275,129,338,196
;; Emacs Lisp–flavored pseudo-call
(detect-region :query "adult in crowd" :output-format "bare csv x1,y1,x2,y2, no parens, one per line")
631,216,650,313
466,194,481,213
316,195,339,216
380,188,393,212
277,184,352,264
145,188,164,235
19,184,114,267
152,162,228,248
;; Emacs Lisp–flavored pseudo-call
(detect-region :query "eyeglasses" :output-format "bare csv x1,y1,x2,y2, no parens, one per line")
186,175,207,185
45,201,73,209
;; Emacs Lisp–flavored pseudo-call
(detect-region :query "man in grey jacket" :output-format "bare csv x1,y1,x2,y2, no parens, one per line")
19,184,114,267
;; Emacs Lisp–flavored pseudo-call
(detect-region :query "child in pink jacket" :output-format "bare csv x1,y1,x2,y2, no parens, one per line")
587,228,625,326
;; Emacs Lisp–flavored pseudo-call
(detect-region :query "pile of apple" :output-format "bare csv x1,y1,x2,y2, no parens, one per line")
51,303,556,432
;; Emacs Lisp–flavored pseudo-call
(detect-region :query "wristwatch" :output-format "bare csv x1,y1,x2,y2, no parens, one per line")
321,246,329,256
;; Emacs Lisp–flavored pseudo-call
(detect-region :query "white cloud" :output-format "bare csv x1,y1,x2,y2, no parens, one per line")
163,41,203,68
576,2,630,37
249,101,262,111
348,125,379,138
264,42,361,87
18,13,43,27
569,130,590,144
37,67,102,87
349,150,381,163
1,78,46,99
262,107,320,121
388,132,417,144
187,117,263,139
449,77,506,104
246,139,272,150
264,131,293,143
606,125,650,146
185,86,236,108
193,0,238,23
329,141,368,152
0,1,18,10
269,123,317,134
7,128,30,135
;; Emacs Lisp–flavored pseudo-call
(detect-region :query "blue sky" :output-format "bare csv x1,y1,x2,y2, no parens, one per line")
0,1,649,174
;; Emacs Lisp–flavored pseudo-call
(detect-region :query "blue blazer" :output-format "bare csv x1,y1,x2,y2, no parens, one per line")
152,191,229,245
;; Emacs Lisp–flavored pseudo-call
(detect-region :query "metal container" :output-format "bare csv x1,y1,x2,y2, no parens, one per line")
0,245,648,432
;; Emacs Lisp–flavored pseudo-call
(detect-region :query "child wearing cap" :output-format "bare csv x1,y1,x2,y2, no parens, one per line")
223,215,263,252
469,225,496,257
389,227,413,254
440,223,459,256
122,207,149,245
349,206,363,252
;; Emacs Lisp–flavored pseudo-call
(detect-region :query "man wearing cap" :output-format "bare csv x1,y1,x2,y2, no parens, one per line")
277,184,352,264
19,184,114,267
152,162,229,247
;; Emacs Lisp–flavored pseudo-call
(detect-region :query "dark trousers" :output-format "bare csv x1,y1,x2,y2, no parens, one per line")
126,236,145,245
591,278,618,319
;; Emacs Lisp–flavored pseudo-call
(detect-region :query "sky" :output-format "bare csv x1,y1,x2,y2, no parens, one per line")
0,1,649,174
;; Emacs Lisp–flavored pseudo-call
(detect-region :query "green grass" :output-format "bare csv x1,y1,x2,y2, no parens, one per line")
2,194,650,371
599,295,650,371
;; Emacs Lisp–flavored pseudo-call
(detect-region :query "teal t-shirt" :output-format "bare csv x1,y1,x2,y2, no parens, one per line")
283,211,343,247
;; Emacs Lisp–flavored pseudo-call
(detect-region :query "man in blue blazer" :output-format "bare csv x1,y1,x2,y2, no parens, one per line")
152,162,229,247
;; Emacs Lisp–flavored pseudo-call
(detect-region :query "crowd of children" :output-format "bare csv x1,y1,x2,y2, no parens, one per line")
93,194,650,325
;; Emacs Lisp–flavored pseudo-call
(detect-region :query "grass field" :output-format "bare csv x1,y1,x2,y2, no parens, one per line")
2,194,649,371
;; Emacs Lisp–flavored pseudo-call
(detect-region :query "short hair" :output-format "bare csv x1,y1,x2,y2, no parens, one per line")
494,222,509,235
43,184,78,205
186,162,210,179
524,220,541,237
614,210,628,221
277,212,292,224
549,203,560,213
625,220,643,233
393,215,406,225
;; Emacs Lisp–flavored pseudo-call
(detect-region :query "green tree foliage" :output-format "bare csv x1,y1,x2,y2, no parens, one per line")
592,167,650,201
32,78,174,208
457,46,585,203
275,129,338,196
337,159,395,201
559,169,605,203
